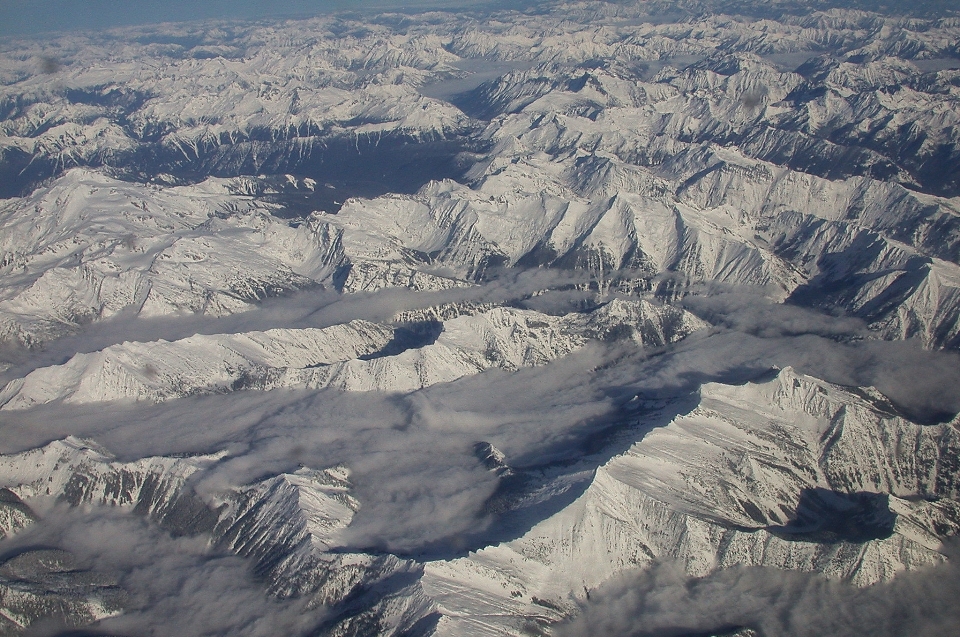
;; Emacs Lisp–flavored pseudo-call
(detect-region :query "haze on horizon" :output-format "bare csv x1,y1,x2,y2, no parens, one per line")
0,0,503,37
1,0,960,633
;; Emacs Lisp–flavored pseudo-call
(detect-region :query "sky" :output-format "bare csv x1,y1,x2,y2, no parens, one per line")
1,0,959,633
0,0,496,36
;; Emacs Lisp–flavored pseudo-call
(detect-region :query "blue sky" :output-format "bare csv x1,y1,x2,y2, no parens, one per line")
0,0,490,36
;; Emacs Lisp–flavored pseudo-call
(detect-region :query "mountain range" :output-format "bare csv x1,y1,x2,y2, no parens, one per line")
0,1,959,635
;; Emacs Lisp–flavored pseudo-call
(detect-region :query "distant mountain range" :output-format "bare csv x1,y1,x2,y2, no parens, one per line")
1,1,959,635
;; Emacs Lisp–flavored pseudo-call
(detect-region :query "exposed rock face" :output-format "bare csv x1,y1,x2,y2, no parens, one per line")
2,3,960,350
1,366,958,635
0,490,35,540
1,1,959,636
422,368,960,635
0,302,706,410
0,548,126,635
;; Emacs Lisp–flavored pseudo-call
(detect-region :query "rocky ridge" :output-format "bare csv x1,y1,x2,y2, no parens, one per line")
1,1,959,635
0,367,958,635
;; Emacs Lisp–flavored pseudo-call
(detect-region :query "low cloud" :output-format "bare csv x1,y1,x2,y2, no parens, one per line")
3,289,958,557
681,288,867,339
557,539,960,637
672,288,960,422
1,284,958,633
7,503,316,637
0,267,591,389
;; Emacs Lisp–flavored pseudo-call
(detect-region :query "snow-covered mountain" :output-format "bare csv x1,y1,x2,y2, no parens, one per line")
0,547,125,634
3,8,960,348
1,0,959,635
0,301,704,409
0,366,957,635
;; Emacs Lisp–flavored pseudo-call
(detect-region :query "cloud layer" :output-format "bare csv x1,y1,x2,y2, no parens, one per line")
558,540,960,637
9,503,315,637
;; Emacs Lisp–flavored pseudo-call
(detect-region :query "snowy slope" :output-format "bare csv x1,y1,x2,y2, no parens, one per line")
0,301,706,409
1,1,960,635
2,5,959,348
0,548,125,634
0,366,957,636
422,368,960,635
0,170,343,346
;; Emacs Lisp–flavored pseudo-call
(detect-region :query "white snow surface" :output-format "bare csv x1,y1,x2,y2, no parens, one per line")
1,2,960,636
0,300,705,409
0,368,957,636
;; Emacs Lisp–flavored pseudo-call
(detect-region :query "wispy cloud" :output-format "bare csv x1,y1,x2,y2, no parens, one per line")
1,284,958,634
557,539,960,637
0,267,591,388
8,503,316,637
